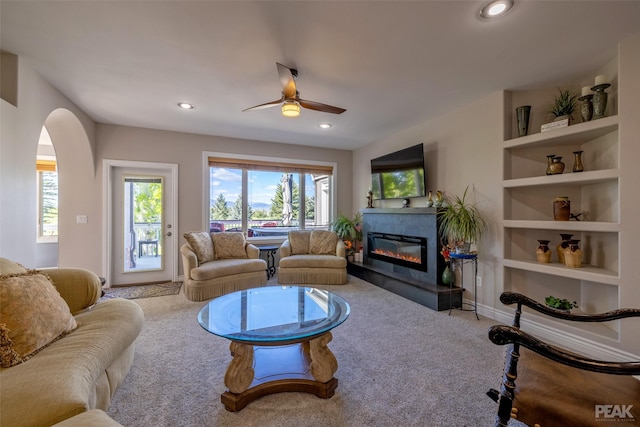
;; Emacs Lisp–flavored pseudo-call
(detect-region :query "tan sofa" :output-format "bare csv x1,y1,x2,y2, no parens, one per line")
278,230,348,285
181,231,267,301
0,258,143,427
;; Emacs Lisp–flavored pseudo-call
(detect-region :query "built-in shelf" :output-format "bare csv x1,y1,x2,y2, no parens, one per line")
502,86,620,342
503,220,620,232
503,259,620,285
504,115,619,149
503,169,619,188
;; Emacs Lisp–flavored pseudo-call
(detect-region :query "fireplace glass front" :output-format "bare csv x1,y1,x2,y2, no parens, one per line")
367,232,428,271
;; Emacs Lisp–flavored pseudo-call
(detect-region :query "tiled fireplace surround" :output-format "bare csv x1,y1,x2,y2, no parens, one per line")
347,208,462,311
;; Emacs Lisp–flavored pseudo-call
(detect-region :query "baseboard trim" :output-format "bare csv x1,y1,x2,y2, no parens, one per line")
479,305,640,361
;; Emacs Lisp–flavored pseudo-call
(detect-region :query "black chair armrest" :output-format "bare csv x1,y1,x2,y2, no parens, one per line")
500,291,640,322
488,324,640,375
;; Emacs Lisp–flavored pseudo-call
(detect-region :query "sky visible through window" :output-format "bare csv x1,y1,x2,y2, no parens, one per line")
210,168,314,211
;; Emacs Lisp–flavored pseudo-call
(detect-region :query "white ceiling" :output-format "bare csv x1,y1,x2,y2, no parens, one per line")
2,1,640,150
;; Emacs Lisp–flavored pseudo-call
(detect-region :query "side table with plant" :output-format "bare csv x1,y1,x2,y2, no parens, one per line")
331,212,363,259
437,186,487,254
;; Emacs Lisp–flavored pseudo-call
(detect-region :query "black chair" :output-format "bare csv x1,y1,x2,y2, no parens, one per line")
487,291,640,427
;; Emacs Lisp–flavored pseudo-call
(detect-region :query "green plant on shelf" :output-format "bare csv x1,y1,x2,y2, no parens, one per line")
545,295,578,311
549,88,578,119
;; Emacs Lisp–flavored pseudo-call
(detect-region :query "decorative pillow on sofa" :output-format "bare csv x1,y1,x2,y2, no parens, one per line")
289,231,311,255
211,232,247,259
183,231,215,264
0,258,28,276
309,230,339,255
0,271,77,368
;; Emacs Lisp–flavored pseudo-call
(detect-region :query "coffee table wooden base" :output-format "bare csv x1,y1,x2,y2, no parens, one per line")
222,377,338,412
221,332,339,411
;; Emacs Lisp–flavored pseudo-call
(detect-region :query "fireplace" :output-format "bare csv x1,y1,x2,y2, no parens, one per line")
367,232,427,272
347,208,462,312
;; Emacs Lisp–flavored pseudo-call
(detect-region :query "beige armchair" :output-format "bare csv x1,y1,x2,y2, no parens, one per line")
278,230,347,285
181,231,267,301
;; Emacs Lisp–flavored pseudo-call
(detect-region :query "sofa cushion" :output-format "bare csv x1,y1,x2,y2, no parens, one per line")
289,231,311,255
0,271,77,368
0,258,28,276
190,258,266,281
309,230,339,255
279,254,347,269
211,232,247,259
0,298,143,427
183,231,215,263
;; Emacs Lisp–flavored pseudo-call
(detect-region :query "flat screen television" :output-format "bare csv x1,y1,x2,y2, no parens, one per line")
371,143,426,200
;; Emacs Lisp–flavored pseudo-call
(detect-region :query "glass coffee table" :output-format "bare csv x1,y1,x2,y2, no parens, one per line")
198,286,350,411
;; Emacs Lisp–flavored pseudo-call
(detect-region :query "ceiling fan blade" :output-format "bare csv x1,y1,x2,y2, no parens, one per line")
276,63,297,99
242,98,284,112
298,99,346,115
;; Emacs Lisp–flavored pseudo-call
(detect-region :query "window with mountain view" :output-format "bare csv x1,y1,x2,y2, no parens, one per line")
208,157,334,238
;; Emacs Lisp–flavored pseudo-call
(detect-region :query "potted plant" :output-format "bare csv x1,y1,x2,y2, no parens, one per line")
331,212,363,258
549,88,578,122
437,186,487,253
545,295,578,312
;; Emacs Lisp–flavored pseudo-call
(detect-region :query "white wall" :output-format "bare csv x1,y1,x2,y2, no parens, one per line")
353,91,504,310
95,124,353,277
1,57,97,270
0,56,352,276
352,33,640,357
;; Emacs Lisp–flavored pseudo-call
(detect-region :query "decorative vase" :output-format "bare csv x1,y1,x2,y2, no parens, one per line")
579,94,594,122
556,233,573,264
442,264,453,285
426,190,434,207
516,105,531,137
546,154,556,175
434,191,443,208
572,150,584,173
592,83,611,119
549,156,565,175
553,197,571,221
536,240,552,263
564,239,583,268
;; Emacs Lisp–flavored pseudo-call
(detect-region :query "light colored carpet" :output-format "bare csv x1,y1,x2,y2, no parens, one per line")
103,282,183,299
107,276,518,426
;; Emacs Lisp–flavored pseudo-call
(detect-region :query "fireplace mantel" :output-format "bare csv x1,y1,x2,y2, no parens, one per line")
361,207,438,215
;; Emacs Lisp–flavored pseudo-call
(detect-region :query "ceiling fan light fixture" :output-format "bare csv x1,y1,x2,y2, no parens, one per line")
282,100,301,117
479,0,514,19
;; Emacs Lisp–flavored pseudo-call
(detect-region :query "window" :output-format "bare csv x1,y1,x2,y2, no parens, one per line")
208,155,334,239
37,160,58,241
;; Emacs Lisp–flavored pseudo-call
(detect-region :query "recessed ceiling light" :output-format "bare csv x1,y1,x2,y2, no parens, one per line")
178,102,194,110
318,123,332,129
479,0,514,19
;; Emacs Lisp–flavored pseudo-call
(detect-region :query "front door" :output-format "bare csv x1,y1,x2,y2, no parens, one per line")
108,162,177,286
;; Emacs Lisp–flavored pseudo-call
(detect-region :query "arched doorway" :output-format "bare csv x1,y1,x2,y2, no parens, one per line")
35,125,59,267
39,108,97,271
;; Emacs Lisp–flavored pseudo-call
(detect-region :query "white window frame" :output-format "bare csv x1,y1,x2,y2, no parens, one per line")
202,151,337,244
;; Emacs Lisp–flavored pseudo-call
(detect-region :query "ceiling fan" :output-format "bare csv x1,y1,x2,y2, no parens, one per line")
243,63,346,117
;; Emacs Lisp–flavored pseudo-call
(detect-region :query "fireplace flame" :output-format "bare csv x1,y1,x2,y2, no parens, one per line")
371,248,421,264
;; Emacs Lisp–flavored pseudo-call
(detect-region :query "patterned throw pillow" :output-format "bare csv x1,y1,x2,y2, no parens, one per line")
309,230,339,255
0,271,77,368
210,232,248,259
289,231,312,255
183,231,215,263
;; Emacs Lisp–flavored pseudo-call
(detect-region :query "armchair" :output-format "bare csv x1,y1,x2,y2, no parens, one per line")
487,291,640,427
278,230,347,285
181,231,267,301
